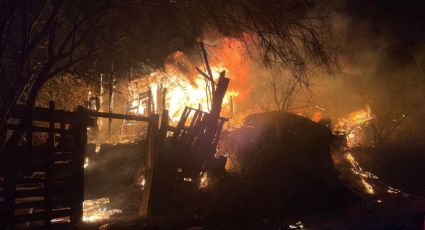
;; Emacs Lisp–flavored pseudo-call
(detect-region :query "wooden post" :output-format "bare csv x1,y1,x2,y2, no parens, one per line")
45,101,55,225
172,106,190,142
71,106,87,223
204,71,229,151
147,88,152,116
108,69,114,133
3,147,16,228
210,71,229,120
139,114,159,217
160,109,169,136
162,88,167,112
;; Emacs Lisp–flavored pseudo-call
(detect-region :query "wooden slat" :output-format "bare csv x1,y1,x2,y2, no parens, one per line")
16,178,73,186
14,188,45,198
166,126,177,132
14,148,74,161
173,106,190,142
14,198,70,210
16,178,46,184
14,208,71,223
6,124,73,134
14,161,75,173
12,105,95,125
14,184,75,199
176,106,229,121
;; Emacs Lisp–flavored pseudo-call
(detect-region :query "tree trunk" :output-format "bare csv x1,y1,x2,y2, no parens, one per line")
0,79,31,143
0,73,49,159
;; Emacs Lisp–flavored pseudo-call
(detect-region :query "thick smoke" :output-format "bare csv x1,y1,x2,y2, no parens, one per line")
304,0,425,146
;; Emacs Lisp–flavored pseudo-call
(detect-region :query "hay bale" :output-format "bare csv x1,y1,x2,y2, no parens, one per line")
221,111,352,211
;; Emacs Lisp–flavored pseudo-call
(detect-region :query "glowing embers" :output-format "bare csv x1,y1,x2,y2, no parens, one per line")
84,157,89,168
135,174,146,190
386,186,401,194
360,178,375,195
83,198,121,222
51,216,71,223
343,152,405,200
177,168,210,189
333,107,374,147
288,221,305,229
345,152,377,194
198,172,209,189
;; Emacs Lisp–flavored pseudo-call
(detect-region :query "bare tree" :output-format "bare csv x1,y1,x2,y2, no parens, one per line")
270,72,299,112
0,0,113,133
365,76,425,147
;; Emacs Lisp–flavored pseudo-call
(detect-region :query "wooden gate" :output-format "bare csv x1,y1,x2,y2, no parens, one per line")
0,102,159,228
0,103,92,228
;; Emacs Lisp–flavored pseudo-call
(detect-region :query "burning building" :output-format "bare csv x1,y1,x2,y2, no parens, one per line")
2,1,425,229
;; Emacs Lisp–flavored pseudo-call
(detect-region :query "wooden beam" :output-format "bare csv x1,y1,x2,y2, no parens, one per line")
87,110,151,122
11,105,95,125
45,101,55,225
70,106,86,223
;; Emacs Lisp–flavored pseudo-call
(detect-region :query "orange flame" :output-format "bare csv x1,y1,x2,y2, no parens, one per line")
128,37,253,123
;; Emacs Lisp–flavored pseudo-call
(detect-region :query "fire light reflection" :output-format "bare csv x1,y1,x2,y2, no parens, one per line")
82,198,122,222
345,152,376,194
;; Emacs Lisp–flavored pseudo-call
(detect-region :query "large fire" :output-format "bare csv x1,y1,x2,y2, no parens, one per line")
333,107,374,147
128,65,240,123
155,66,238,123
127,38,250,123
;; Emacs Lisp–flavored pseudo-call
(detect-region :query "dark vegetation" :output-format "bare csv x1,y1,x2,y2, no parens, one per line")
0,0,337,141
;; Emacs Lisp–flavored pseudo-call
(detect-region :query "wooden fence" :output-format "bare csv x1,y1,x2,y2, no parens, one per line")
0,102,158,228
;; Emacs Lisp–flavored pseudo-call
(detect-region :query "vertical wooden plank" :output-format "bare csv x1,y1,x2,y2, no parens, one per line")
108,70,114,133
3,150,16,228
203,71,229,158
158,109,169,160
71,106,87,223
162,88,167,113
172,106,190,142
139,114,159,217
45,101,55,225
212,119,225,147
186,109,202,144
26,109,33,164
147,87,152,116
160,109,169,140
22,106,33,228
146,119,153,169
